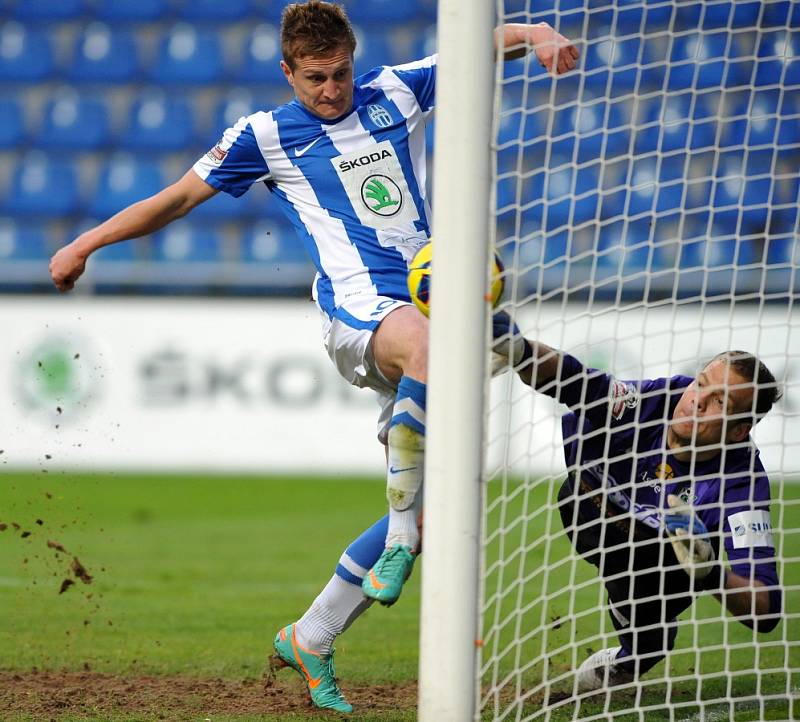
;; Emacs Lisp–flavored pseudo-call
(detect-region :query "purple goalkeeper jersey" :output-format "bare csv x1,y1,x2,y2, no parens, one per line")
542,353,780,610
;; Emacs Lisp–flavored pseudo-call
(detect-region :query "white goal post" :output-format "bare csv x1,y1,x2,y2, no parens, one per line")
421,1,798,721
418,1,495,720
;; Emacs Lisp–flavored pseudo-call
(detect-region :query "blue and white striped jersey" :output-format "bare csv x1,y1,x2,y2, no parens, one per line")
193,56,436,327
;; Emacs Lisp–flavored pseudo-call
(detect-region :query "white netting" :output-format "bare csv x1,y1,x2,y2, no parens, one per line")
481,1,799,720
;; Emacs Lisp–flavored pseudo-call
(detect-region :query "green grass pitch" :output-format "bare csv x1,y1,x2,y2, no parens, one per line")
0,473,797,721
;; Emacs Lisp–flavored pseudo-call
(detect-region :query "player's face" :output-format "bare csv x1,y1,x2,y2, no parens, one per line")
281,48,354,120
669,359,754,451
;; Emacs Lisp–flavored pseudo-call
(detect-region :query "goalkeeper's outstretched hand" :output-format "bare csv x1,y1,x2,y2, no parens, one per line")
663,494,716,581
491,311,531,372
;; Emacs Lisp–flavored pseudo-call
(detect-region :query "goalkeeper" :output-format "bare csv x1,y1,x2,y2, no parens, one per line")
499,328,783,692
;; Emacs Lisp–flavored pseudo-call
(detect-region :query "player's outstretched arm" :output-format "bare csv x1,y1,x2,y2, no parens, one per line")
492,311,561,388
50,170,218,293
664,494,772,626
496,22,580,73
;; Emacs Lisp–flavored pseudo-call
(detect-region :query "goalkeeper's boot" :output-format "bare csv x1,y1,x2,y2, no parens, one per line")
271,624,353,713
361,544,416,606
576,646,635,693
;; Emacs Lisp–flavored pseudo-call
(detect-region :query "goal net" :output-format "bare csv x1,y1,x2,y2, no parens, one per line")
479,1,799,720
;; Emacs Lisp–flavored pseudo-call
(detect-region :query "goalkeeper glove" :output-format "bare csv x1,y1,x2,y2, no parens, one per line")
491,311,533,372
664,494,722,589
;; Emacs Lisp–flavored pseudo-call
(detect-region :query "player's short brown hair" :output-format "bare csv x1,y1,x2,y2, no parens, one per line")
711,350,782,423
280,0,357,69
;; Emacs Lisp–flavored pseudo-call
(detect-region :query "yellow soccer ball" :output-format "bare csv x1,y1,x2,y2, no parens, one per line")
406,241,504,318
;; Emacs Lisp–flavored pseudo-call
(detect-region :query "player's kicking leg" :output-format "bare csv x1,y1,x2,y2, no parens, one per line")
361,306,428,606
271,515,388,712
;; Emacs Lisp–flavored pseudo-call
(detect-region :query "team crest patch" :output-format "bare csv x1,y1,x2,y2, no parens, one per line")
205,142,228,165
611,380,639,419
367,104,393,128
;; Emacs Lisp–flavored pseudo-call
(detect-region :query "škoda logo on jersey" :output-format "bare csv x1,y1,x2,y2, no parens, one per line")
338,149,392,172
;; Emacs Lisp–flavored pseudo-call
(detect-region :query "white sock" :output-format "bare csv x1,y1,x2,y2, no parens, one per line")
294,574,371,655
386,493,422,550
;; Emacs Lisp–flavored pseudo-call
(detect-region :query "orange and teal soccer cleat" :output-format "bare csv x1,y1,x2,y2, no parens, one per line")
271,624,353,713
361,544,416,606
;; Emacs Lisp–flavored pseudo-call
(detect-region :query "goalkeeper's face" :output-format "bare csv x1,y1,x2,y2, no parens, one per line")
669,359,754,450
280,46,354,120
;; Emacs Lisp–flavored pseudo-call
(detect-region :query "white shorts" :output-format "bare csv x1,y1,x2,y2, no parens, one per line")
321,294,413,445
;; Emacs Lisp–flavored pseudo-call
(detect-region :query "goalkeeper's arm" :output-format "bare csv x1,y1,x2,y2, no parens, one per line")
717,569,771,625
491,312,560,387
664,494,777,631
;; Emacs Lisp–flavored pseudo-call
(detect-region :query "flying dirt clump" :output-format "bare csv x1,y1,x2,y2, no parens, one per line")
47,540,94,593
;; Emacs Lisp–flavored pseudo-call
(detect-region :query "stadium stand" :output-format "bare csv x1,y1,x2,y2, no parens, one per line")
67,24,142,84
0,0,796,297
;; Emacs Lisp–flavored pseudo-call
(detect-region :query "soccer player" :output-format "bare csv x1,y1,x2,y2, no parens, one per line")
48,1,580,713
306,333,784,702
497,329,784,691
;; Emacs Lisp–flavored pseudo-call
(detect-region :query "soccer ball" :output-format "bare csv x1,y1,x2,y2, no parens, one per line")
406,241,504,318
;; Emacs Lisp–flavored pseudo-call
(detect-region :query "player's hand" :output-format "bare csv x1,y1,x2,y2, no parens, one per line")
491,310,530,371
50,241,89,292
664,494,716,581
519,23,580,75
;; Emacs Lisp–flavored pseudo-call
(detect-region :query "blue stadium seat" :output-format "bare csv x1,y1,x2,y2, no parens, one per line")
0,99,25,149
634,94,718,155
68,24,141,84
582,35,646,90
152,225,222,264
0,22,54,82
150,24,225,85
91,0,169,22
687,96,719,151
241,219,308,265
712,156,745,211
353,26,403,71
37,91,111,150
668,32,728,91
724,32,756,89
701,1,761,30
571,100,630,162
778,93,800,148
10,0,85,20
346,0,422,25
411,24,437,60
0,218,51,261
626,156,658,217
240,219,314,291
596,219,651,278
234,23,286,86
120,92,195,151
765,236,795,266
2,152,80,216
175,0,252,21
211,88,257,135
754,30,799,88
90,154,164,219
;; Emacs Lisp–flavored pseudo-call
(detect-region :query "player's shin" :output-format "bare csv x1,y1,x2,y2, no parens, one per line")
385,375,426,550
294,515,387,653
362,376,425,605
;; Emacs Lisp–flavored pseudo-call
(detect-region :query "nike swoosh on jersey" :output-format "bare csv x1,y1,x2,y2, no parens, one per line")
389,465,418,474
294,136,323,157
